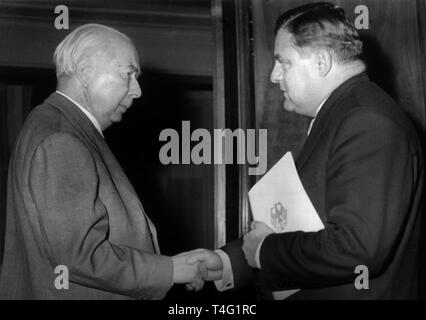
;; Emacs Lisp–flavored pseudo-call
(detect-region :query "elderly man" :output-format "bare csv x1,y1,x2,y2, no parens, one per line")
0,24,204,299
187,2,424,299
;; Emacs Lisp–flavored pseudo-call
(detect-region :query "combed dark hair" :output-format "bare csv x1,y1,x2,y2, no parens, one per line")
274,2,362,64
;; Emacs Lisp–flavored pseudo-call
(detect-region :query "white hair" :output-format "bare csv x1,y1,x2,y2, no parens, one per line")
53,23,133,77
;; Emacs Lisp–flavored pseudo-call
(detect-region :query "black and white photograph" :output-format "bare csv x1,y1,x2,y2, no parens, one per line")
0,0,425,310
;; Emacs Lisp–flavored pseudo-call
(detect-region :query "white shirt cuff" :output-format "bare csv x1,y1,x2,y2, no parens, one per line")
213,249,234,291
255,237,266,269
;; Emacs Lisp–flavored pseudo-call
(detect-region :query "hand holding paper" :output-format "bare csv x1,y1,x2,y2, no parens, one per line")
247,151,325,299
243,221,274,268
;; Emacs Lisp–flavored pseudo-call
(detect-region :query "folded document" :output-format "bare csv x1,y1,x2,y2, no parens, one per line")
248,151,325,299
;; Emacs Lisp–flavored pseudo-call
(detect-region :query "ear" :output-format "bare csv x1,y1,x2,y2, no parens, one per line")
315,49,332,77
76,57,92,88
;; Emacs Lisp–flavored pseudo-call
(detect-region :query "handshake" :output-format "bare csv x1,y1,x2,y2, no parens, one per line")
170,221,274,291
171,249,223,291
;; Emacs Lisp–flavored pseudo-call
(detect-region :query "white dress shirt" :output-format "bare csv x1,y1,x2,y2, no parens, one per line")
56,91,104,138
214,249,235,291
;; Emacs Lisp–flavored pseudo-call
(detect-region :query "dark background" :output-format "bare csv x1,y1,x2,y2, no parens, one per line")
1,0,426,299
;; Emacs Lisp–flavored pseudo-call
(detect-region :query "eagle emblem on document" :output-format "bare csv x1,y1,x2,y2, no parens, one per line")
270,202,287,232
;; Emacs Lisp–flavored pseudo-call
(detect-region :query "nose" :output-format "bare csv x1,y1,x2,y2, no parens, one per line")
270,61,282,84
129,77,142,99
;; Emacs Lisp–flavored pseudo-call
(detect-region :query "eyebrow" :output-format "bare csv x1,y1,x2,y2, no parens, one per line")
127,64,140,74
128,64,141,77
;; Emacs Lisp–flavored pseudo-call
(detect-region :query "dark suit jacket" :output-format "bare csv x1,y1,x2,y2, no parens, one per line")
0,93,173,299
223,73,424,299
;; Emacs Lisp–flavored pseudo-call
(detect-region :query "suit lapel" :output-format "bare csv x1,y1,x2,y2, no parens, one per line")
45,93,140,199
95,138,159,253
44,93,103,148
296,72,368,170
145,217,161,254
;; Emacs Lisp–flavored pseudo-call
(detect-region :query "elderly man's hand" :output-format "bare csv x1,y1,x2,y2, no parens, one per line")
243,221,274,268
183,249,224,291
171,252,207,291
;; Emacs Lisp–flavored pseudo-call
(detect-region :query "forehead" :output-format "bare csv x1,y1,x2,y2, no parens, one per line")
273,29,298,59
115,50,140,73
108,35,140,72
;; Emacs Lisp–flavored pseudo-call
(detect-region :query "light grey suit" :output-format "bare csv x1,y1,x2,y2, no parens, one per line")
0,92,172,299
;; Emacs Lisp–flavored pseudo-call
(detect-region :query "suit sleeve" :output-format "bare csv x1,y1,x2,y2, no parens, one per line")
28,132,173,299
221,238,253,289
259,110,420,289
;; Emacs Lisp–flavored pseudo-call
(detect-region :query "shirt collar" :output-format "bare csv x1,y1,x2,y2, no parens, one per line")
307,95,330,136
314,95,329,118
55,91,104,138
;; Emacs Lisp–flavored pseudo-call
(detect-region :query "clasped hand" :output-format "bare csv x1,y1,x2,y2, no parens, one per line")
171,249,223,291
172,221,273,291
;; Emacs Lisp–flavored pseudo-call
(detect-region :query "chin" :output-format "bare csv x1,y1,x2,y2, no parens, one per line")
283,103,295,112
111,114,123,123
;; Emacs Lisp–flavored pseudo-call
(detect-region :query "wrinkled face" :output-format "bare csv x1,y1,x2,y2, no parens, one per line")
85,37,142,130
270,29,320,117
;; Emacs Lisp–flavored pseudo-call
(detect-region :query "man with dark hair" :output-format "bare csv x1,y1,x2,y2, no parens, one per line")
274,2,362,63
186,2,424,299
